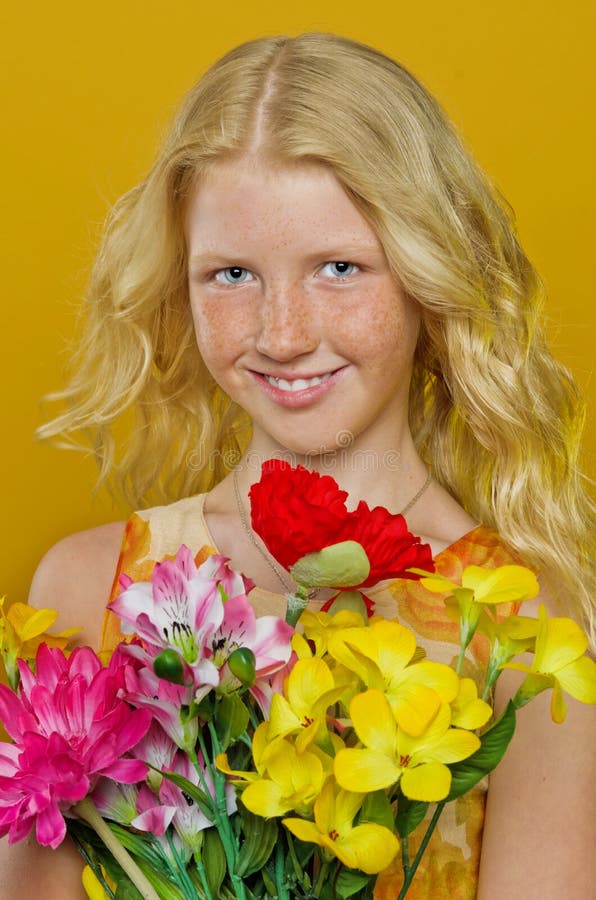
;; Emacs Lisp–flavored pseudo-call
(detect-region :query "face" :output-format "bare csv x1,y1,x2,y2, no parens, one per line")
185,157,421,460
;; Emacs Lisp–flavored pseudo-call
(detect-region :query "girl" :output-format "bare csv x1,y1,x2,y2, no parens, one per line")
4,33,594,898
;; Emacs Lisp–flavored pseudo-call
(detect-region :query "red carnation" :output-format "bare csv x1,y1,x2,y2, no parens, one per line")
249,460,434,590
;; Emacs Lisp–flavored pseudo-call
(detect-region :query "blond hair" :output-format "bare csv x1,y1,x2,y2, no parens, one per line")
38,33,595,643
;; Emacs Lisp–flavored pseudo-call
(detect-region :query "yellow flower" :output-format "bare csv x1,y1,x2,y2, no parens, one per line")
328,619,458,736
0,597,80,689
283,779,399,875
299,609,366,657
240,738,331,818
504,604,596,722
412,564,540,660
416,565,540,606
334,689,480,802
267,657,345,753
449,678,492,729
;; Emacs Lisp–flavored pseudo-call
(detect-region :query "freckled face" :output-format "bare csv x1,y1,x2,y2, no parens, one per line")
185,158,421,457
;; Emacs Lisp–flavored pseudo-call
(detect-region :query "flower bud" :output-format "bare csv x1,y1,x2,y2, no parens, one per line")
228,647,256,686
290,541,370,589
153,648,185,685
326,590,369,620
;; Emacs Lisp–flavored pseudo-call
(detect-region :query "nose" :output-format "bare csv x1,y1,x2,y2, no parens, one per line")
255,283,319,361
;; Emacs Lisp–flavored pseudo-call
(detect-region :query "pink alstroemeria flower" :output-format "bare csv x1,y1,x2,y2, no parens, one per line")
111,546,253,692
212,593,294,702
121,656,199,752
0,645,151,848
133,751,236,855
92,722,179,826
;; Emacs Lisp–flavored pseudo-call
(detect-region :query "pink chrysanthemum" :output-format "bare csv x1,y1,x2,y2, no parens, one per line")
0,644,151,848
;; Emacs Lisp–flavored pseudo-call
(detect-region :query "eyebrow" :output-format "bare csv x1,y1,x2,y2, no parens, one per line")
189,245,383,266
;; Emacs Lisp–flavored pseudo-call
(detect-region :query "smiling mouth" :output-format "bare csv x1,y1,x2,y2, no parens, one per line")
262,373,334,392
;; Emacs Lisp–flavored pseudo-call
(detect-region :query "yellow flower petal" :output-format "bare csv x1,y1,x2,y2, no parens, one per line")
82,865,114,900
555,656,596,705
328,629,383,689
10,605,58,640
330,786,364,836
215,753,259,784
350,690,398,756
287,658,335,711
267,694,301,741
463,565,539,604
242,780,289,817
332,823,399,874
291,631,314,659
401,762,451,801
334,748,401,792
282,817,322,844
536,612,588,673
388,682,442,737
550,680,567,724
369,620,417,673
416,572,459,594
450,678,493,730
412,728,480,765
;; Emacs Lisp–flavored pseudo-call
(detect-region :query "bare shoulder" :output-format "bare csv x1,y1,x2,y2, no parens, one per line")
28,521,126,648
411,480,478,556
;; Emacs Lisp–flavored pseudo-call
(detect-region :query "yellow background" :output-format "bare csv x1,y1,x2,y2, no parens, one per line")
2,1,594,606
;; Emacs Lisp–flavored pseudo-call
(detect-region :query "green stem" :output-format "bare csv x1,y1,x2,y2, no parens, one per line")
204,721,246,900
286,832,305,883
194,854,215,900
275,839,290,900
285,586,310,627
401,834,410,872
313,859,331,897
455,644,467,677
398,802,445,900
73,797,160,900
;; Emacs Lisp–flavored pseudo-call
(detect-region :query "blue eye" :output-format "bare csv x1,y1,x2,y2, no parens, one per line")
214,267,253,285
321,261,358,279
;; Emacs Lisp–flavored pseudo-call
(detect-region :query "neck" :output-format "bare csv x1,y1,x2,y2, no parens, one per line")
238,429,428,514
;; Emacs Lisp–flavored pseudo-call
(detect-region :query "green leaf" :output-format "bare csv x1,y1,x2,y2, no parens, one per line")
133,860,187,900
262,868,278,896
235,804,278,876
157,769,216,820
201,827,227,896
359,790,395,830
114,881,143,900
335,868,375,898
446,701,516,801
395,794,429,838
215,693,251,751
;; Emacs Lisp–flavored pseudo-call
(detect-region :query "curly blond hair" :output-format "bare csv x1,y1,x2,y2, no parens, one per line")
38,33,595,643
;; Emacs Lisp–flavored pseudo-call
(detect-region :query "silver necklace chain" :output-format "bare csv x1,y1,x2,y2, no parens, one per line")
233,466,295,592
232,466,433,594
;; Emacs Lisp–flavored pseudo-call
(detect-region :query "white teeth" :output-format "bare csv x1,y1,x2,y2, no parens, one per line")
264,373,332,392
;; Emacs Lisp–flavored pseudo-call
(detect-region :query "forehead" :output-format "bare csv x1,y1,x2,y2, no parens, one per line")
185,157,383,254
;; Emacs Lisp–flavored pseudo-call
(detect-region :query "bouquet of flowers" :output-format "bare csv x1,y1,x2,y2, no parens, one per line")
1,461,595,899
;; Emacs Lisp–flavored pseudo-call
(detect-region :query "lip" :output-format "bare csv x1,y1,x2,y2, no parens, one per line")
249,366,347,408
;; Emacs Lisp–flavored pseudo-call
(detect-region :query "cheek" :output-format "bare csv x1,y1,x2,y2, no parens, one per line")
329,288,420,363
190,297,253,361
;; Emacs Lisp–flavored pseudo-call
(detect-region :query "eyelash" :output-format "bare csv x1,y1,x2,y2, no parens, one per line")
211,261,360,286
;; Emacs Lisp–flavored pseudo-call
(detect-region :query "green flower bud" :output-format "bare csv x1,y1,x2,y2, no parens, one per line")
153,648,185,685
228,647,256,686
326,590,369,619
290,540,370,589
